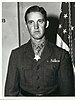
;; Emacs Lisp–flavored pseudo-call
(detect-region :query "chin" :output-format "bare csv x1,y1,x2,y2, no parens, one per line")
34,36,44,40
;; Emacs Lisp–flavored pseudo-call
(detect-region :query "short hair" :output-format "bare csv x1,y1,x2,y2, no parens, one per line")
25,5,47,23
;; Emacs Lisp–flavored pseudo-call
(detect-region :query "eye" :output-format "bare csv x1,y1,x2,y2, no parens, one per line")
27,20,34,24
38,19,45,24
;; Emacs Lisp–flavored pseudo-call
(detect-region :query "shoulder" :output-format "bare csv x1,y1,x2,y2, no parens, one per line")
48,42,70,57
11,40,31,54
48,42,68,53
48,42,72,64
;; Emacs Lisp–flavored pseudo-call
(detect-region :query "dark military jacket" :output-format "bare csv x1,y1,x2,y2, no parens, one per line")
5,40,74,96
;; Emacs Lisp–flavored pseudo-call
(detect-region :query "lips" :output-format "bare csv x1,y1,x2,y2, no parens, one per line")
34,30,40,33
34,31,40,35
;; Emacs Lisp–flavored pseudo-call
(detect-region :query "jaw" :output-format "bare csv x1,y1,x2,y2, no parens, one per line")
30,35,46,43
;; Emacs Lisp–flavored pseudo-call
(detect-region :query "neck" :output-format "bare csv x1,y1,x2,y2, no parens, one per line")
31,36,46,45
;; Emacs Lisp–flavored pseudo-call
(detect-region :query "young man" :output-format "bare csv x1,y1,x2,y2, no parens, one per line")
5,5,74,96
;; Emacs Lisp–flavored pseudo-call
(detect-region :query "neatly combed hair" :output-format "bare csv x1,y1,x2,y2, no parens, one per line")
25,5,47,23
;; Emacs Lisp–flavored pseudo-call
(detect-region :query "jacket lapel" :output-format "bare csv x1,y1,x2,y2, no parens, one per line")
25,40,35,60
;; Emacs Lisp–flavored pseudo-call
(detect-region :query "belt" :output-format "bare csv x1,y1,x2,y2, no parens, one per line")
20,85,59,96
20,88,51,96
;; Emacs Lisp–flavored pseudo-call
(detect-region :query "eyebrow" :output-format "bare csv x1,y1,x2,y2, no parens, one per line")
27,20,33,22
27,18,45,22
38,19,45,21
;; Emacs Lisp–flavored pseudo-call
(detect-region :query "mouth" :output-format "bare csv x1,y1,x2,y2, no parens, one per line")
34,31,40,35
34,30,40,33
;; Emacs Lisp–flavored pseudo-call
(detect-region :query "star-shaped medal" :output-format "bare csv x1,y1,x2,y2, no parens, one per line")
34,55,41,61
63,29,67,34
64,14,68,18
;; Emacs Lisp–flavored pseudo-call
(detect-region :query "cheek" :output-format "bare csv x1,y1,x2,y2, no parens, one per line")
39,26,45,32
28,26,34,32
39,23,45,29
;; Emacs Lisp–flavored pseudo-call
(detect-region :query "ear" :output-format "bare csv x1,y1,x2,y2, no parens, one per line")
46,20,49,28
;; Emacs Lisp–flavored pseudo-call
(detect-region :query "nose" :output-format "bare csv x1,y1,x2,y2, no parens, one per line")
34,22,39,29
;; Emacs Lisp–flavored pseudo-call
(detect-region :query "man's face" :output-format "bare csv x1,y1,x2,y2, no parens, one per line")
26,12,47,40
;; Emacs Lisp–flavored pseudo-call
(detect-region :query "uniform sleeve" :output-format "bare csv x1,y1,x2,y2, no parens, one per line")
58,50,74,95
4,50,20,96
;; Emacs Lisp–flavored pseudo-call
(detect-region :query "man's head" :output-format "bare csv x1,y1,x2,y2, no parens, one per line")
24,5,49,40
25,5,47,23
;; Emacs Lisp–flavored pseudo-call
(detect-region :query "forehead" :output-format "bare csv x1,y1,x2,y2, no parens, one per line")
27,12,44,21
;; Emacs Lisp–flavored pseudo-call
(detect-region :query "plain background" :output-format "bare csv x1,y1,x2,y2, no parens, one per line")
2,2,61,96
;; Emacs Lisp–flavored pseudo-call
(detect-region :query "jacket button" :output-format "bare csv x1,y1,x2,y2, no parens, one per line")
36,66,39,70
36,76,39,80
37,86,40,89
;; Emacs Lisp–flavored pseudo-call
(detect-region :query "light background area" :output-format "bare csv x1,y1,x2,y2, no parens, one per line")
2,2,19,96
2,2,61,97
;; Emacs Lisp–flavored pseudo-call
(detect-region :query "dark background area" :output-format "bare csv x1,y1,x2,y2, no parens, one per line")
45,15,59,44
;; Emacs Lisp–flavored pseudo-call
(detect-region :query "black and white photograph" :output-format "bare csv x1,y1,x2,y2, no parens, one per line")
2,1,75,98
